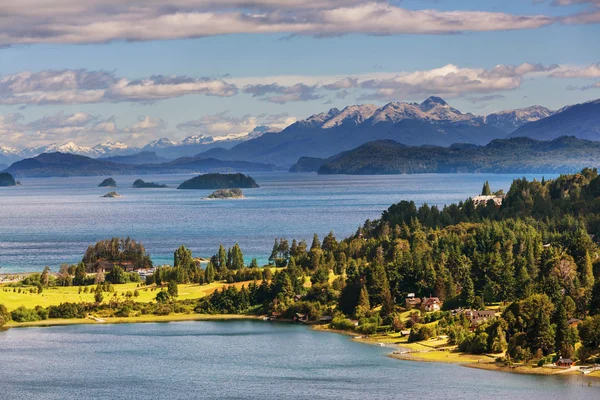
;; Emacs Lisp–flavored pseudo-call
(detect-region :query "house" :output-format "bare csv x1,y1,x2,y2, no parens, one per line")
472,195,505,207
405,293,422,308
293,294,305,302
400,330,411,337
422,297,442,312
295,313,308,322
556,358,575,368
87,259,149,274
318,316,333,323
92,259,116,274
567,318,581,327
267,311,281,321
454,309,497,327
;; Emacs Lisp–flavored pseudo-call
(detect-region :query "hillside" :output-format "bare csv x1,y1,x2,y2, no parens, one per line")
314,136,600,175
5,153,136,177
510,98,600,141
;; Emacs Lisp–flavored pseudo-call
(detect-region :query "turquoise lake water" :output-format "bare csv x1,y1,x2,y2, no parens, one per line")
0,172,557,273
0,321,596,399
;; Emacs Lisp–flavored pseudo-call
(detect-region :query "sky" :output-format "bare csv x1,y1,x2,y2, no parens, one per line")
0,0,599,148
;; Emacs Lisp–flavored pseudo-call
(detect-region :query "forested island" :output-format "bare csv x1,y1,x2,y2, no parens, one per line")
177,173,259,190
2,169,600,378
132,179,167,188
206,189,244,199
0,172,16,187
98,177,117,187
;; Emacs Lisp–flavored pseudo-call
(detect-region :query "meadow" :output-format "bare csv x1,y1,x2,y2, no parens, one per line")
0,281,252,312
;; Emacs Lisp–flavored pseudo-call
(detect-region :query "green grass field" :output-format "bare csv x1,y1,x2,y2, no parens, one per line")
0,280,253,311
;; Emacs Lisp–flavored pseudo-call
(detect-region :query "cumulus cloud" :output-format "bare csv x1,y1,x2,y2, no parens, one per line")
243,83,322,104
0,1,562,45
0,70,237,106
551,62,600,78
309,63,557,101
177,112,296,137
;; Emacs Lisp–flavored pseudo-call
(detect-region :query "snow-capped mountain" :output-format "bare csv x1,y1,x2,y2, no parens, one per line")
322,105,379,129
485,106,554,133
0,146,23,165
316,97,480,128
143,138,177,150
92,142,136,156
197,96,562,166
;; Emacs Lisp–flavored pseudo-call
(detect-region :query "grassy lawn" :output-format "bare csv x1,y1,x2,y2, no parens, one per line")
0,280,253,311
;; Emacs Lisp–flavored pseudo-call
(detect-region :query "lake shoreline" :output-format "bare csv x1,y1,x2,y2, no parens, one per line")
3,315,599,381
312,326,600,381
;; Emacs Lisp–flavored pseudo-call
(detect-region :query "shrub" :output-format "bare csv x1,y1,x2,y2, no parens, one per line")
330,316,356,331
408,323,435,342
11,306,41,323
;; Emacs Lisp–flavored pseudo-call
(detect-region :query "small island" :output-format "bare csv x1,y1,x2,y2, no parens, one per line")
102,191,122,198
132,179,167,188
0,172,17,187
98,177,117,187
177,173,259,190
206,188,244,199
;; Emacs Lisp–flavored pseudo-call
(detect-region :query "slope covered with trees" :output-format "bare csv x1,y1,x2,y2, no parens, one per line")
309,136,600,174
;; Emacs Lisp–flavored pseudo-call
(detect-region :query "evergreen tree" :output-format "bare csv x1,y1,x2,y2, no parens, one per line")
310,234,321,250
581,251,595,290
554,302,569,357
269,239,279,265
355,285,371,318
205,262,216,284
461,275,475,308
168,280,179,297
529,308,555,356
218,245,227,268
481,181,492,196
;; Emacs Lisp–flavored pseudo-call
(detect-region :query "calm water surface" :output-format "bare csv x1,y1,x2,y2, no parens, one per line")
0,321,596,400
0,172,557,272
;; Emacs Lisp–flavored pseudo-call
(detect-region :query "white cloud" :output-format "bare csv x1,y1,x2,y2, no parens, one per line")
0,70,237,105
551,62,600,78
177,112,296,137
0,1,562,45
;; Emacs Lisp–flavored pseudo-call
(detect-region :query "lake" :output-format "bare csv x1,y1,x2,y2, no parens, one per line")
0,321,596,399
0,172,556,273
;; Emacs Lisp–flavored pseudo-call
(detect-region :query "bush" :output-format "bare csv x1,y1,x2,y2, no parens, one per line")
408,323,435,342
11,306,41,323
330,316,356,331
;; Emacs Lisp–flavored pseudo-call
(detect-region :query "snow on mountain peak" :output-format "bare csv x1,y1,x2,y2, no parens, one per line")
322,104,379,129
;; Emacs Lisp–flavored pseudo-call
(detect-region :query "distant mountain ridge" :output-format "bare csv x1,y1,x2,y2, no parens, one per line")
509,98,600,141
193,96,563,166
307,136,600,175
0,126,277,165
4,152,280,178
98,151,169,165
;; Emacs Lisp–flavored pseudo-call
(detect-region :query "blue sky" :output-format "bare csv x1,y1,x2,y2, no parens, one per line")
0,0,599,148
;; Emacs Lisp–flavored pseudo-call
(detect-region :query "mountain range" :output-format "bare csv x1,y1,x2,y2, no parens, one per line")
2,96,599,171
0,126,276,166
193,97,562,166
305,136,600,175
